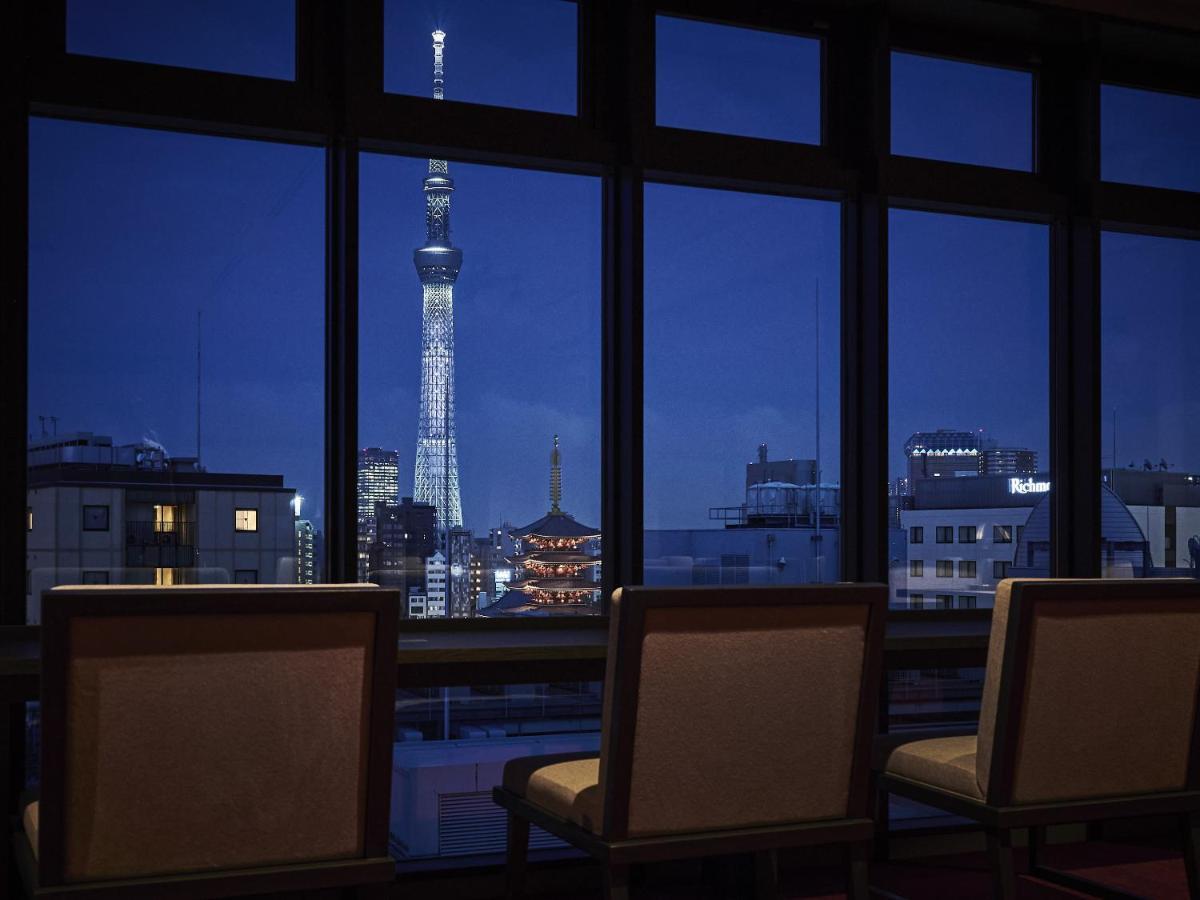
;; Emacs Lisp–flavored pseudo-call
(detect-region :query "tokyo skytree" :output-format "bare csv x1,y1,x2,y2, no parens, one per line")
412,29,463,536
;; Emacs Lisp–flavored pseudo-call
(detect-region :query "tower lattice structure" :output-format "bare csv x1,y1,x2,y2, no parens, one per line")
413,29,463,538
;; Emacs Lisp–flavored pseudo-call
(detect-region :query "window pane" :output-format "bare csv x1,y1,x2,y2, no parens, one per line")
1101,232,1200,577
383,0,577,115
1102,84,1200,193
359,154,600,619
26,120,325,621
891,52,1033,171
644,185,840,584
889,210,1049,610
655,16,821,144
66,0,295,80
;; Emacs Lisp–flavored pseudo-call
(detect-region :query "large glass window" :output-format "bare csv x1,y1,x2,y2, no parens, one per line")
359,154,601,618
1101,232,1200,578
889,210,1049,610
26,119,325,622
655,16,821,144
891,52,1034,171
66,0,296,80
383,0,577,115
1102,84,1200,193
644,185,840,584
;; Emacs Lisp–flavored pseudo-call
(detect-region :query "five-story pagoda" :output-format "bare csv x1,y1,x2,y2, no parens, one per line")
497,436,600,615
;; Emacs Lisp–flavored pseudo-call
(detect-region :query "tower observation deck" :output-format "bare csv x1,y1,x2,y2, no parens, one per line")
413,29,463,537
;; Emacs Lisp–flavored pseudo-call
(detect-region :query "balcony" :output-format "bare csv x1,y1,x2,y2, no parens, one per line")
125,521,196,568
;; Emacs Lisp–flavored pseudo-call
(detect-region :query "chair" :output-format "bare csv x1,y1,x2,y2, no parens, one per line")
16,583,399,899
879,578,1200,899
493,583,887,900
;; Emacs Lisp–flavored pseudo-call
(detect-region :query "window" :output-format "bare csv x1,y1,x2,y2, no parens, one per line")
384,0,577,115
26,507,33,531
644,185,840,586
958,560,977,578
936,560,953,577
936,594,954,609
993,525,1013,543
655,16,821,144
360,156,601,617
958,595,977,609
234,569,258,584
721,554,750,585
958,525,977,543
234,509,258,532
82,505,109,531
910,525,923,544
82,571,108,585
891,52,1034,171
28,120,324,621
909,592,925,608
993,560,1010,579
67,0,296,80
890,210,1049,610
1102,233,1200,578
1102,85,1200,193
910,560,924,577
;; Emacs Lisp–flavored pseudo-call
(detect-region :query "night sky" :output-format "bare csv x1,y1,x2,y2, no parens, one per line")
29,2,1200,542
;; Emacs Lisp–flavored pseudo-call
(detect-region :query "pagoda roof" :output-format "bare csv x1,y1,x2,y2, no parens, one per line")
513,551,599,565
509,577,599,591
478,590,596,617
510,511,600,539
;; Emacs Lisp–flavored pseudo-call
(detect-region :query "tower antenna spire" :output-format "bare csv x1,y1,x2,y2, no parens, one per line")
550,435,562,514
431,29,446,101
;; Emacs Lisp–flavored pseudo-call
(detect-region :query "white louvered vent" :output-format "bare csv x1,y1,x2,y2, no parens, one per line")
438,791,569,857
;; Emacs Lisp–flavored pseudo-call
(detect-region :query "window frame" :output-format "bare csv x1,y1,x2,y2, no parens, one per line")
234,508,259,533
81,504,109,532
6,0,1200,634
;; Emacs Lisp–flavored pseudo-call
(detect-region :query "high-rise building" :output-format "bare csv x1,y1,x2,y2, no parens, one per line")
368,496,436,611
295,518,316,584
978,447,1038,476
412,30,463,543
357,447,399,581
446,526,473,617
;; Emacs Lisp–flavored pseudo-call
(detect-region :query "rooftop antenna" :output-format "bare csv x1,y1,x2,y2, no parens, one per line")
37,415,46,438
431,29,446,101
50,415,58,436
814,279,822,548
196,308,203,468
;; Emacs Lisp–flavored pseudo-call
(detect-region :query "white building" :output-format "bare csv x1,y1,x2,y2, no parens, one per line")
295,518,317,584
425,551,448,618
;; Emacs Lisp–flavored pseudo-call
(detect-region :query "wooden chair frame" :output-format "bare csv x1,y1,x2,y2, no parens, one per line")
878,578,1200,900
15,584,400,900
494,583,888,899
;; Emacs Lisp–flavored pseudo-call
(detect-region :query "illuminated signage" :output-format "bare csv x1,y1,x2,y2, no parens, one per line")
1009,477,1050,495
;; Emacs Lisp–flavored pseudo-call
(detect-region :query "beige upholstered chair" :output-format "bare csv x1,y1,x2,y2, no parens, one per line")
880,578,1200,900
16,584,399,899
493,584,888,900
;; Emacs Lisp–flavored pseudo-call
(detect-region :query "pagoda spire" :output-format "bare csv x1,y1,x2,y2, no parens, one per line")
550,435,562,514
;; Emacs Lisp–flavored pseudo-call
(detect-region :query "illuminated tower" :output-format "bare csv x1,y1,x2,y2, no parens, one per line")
413,29,463,539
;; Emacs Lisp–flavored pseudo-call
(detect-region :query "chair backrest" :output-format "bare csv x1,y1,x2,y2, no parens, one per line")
38,584,398,885
597,584,886,839
978,578,1200,806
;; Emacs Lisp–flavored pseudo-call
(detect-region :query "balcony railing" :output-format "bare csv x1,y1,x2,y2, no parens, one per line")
125,521,196,546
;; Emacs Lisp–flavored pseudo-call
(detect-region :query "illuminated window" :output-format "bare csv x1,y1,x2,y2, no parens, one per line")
935,560,953,577
26,507,33,531
234,508,258,532
154,504,179,532
154,567,175,585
